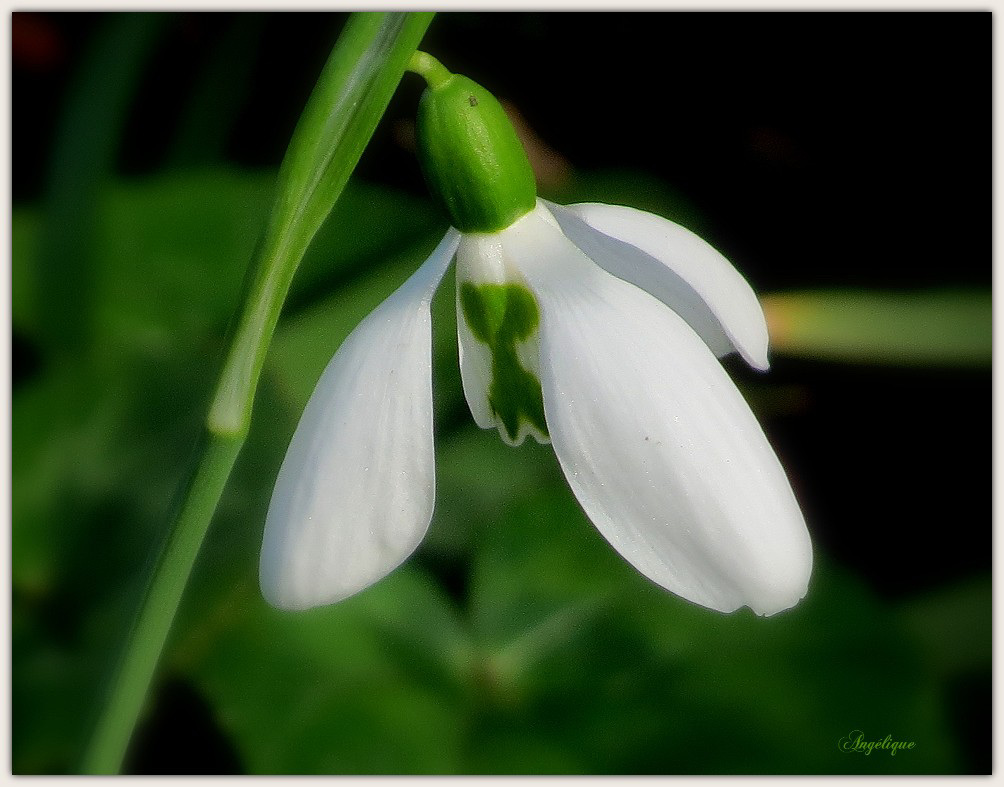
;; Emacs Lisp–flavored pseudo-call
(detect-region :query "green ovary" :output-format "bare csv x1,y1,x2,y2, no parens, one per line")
460,281,548,443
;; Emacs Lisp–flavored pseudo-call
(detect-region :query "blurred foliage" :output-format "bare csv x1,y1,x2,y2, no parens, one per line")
762,290,991,367
12,166,988,774
12,10,990,777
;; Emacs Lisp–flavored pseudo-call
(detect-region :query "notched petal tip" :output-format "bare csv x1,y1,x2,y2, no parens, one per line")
743,541,813,617
495,417,550,447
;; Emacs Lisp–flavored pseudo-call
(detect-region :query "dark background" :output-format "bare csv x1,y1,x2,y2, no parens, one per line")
13,11,990,775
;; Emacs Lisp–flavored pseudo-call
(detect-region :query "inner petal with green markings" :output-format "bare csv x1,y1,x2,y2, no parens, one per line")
459,281,549,445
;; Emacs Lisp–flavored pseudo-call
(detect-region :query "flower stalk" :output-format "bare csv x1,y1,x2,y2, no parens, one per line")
80,11,433,773
407,50,452,90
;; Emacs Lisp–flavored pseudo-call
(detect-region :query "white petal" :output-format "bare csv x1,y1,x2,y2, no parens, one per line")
507,209,811,616
455,286,496,430
455,234,502,432
545,201,770,371
260,230,460,611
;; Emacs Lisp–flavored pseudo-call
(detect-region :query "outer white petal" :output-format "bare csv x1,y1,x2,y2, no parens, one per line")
506,206,811,616
260,230,460,611
545,200,770,371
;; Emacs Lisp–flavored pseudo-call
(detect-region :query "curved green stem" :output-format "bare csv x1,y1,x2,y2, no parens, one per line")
209,12,434,437
407,50,453,89
80,11,434,774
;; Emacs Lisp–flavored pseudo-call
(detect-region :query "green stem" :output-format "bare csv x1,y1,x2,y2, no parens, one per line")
407,50,453,89
209,12,435,436
80,11,434,774
81,432,242,773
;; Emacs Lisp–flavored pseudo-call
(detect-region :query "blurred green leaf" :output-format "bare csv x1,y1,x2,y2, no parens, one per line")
12,209,41,340
95,172,274,354
465,486,961,774
289,187,441,308
424,423,560,563
897,576,991,678
762,289,991,367
173,568,470,774
13,169,442,366
168,15,267,167
34,13,166,357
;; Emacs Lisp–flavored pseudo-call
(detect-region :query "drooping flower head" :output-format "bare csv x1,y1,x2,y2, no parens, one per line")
260,53,812,615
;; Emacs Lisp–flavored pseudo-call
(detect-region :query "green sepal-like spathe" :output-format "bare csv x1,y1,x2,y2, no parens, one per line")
416,74,537,234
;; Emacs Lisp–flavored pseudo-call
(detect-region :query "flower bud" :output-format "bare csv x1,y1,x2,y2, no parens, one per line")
415,73,537,234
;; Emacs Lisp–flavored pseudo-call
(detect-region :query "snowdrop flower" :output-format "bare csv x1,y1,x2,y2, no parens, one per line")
260,54,812,615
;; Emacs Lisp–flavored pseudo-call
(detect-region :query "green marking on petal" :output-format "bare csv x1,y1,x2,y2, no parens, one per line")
460,282,548,442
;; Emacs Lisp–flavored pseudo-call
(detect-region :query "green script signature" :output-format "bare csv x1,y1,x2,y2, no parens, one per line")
838,729,916,756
